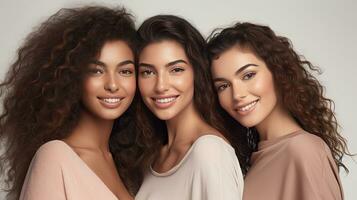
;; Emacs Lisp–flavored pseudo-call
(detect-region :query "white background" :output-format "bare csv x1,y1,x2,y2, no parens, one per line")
0,0,356,199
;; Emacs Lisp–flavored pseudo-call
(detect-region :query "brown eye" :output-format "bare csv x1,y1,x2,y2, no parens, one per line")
119,69,134,76
216,83,230,92
243,72,256,80
171,67,184,73
89,68,104,75
140,70,155,77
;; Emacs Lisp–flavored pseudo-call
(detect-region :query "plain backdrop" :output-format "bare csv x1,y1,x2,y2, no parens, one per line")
0,0,356,199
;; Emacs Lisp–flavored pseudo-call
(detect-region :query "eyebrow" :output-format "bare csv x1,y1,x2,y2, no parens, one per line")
90,60,134,67
139,59,188,68
235,63,258,75
213,63,258,82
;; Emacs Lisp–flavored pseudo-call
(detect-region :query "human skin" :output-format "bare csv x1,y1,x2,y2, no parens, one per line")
82,40,136,121
138,40,194,121
211,45,300,140
138,39,222,172
64,40,136,200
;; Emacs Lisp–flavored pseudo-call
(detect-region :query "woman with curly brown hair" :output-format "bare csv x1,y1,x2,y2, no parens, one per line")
0,6,140,200
134,15,244,200
207,22,349,200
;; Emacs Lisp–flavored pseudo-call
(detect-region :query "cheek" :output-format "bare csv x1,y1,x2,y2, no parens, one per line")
218,91,232,110
250,72,277,103
82,78,102,96
175,67,195,92
120,77,136,95
138,77,154,96
173,73,194,93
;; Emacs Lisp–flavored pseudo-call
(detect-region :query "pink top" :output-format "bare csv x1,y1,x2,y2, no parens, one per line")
243,130,343,200
20,140,118,200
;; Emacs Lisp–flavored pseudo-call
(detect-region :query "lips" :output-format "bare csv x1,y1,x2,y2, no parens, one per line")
151,95,179,109
234,99,259,115
98,97,124,109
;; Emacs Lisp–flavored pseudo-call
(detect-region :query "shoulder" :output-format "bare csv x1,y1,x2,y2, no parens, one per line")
190,135,236,164
285,131,326,153
284,131,330,163
188,135,243,190
33,140,73,164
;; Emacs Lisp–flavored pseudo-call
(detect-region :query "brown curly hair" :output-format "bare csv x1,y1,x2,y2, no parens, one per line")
0,6,142,199
207,22,350,174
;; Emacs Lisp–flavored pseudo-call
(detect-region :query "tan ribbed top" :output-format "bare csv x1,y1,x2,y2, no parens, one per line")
243,130,343,200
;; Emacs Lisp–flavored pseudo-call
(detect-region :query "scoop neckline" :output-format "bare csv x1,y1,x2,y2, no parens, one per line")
150,134,232,177
258,130,304,150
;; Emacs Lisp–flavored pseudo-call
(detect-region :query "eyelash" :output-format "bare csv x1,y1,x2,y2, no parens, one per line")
89,68,103,75
242,72,256,80
216,83,230,92
119,69,134,76
140,70,155,77
171,67,184,73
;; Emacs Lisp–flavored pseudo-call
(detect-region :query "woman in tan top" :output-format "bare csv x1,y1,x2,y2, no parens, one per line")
134,15,244,199
0,6,141,200
207,22,350,200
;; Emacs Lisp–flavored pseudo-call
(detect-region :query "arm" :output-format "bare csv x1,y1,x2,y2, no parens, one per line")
19,142,67,200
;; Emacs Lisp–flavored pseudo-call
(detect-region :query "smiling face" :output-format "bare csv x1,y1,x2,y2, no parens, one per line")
138,40,195,120
211,45,278,128
81,40,136,120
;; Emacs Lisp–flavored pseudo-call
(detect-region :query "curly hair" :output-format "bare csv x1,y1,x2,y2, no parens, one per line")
134,15,239,173
0,6,141,199
207,22,350,173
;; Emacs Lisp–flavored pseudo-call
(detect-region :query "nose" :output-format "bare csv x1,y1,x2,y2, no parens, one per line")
232,81,247,101
155,72,169,93
104,74,119,93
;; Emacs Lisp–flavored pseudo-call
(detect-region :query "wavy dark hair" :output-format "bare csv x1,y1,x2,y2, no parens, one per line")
0,6,142,199
134,15,243,174
207,22,351,173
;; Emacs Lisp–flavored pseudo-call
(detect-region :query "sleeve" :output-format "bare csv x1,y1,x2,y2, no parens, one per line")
19,143,67,200
287,137,343,200
190,137,244,200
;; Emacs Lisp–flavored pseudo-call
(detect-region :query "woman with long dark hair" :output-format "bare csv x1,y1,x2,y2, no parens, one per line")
134,15,244,200
207,22,349,200
0,6,141,200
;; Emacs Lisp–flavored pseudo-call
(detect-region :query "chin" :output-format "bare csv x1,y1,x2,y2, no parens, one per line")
95,108,128,120
152,110,177,121
233,115,260,128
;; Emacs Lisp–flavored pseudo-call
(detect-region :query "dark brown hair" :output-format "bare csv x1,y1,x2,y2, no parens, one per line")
207,22,351,173
134,15,239,175
0,6,141,199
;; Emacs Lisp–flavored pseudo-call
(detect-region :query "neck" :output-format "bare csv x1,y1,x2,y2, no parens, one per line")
165,102,203,148
66,109,114,152
255,104,301,141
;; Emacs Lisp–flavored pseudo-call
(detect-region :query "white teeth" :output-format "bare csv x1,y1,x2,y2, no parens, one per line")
155,97,177,103
103,98,121,103
239,100,258,112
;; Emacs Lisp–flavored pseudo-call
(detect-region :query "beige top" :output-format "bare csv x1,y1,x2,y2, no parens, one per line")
135,135,244,200
243,130,343,200
20,140,118,200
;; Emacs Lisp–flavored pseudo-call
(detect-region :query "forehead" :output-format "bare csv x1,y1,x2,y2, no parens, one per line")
97,40,133,61
139,40,188,65
211,46,262,77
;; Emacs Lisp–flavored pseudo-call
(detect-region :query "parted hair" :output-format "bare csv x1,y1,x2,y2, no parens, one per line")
134,15,242,175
